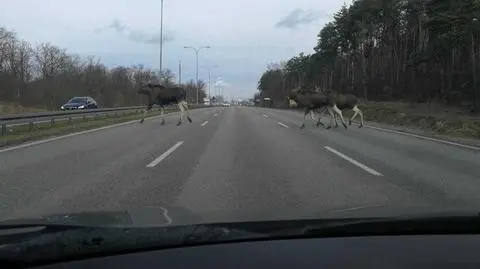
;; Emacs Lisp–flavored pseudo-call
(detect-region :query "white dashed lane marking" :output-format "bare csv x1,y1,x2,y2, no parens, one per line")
324,146,383,176
146,141,184,168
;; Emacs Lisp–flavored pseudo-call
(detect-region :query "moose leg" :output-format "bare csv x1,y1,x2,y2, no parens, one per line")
177,102,185,126
300,107,310,129
181,101,192,123
326,106,336,129
160,106,165,125
333,112,340,128
349,105,359,125
315,106,327,127
310,110,318,126
139,106,152,124
332,104,347,129
355,105,364,127
348,105,364,127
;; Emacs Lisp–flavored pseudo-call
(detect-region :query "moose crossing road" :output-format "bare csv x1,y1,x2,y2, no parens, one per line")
0,106,479,221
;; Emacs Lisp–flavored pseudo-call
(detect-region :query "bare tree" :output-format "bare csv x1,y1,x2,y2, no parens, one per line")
7,39,34,104
0,25,197,112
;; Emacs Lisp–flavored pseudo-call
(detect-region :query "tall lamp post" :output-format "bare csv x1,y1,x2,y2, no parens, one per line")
201,64,219,101
184,46,210,104
472,18,478,112
159,0,164,79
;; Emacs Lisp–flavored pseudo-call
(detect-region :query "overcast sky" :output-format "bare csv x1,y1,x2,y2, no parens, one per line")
1,0,347,99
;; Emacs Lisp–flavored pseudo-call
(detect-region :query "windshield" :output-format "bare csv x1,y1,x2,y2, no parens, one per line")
67,97,87,103
0,0,480,253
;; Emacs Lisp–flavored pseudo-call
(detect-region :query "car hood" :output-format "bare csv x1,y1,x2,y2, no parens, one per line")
1,205,478,228
63,102,85,107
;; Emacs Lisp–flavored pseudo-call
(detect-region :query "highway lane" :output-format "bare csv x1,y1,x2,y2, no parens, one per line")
258,108,480,207
0,107,220,219
0,106,479,223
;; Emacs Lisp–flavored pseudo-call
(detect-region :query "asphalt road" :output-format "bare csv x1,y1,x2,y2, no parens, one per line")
0,106,479,223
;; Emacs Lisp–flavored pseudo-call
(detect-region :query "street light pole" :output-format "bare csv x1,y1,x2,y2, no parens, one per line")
207,67,211,100
159,0,164,79
184,46,210,105
472,31,477,112
178,60,182,84
196,51,199,103
200,64,218,102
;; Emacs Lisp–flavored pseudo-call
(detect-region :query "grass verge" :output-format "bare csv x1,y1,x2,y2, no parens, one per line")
0,103,46,115
0,110,168,148
357,101,480,140
287,101,480,142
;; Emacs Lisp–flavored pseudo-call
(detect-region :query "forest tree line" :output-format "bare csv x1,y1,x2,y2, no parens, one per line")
0,26,206,110
257,0,480,112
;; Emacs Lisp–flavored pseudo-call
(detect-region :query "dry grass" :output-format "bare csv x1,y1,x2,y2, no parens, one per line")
352,101,480,139
0,105,207,147
0,103,46,115
0,110,165,148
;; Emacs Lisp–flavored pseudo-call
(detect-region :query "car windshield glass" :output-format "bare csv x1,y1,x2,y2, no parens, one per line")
68,97,87,103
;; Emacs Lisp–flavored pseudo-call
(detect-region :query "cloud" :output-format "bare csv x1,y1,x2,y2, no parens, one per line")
108,18,126,33
215,78,231,88
95,18,174,44
275,9,326,29
128,30,174,45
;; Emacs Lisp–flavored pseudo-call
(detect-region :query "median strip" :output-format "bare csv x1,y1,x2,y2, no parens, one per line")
0,111,166,152
0,107,209,150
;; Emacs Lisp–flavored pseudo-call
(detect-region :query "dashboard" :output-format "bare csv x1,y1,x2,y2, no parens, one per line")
36,235,480,268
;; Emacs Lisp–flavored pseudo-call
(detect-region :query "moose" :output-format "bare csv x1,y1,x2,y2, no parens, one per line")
137,82,192,126
287,87,348,129
313,88,364,128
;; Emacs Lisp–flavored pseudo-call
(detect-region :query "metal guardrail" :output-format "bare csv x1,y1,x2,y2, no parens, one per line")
0,104,209,136
0,106,146,121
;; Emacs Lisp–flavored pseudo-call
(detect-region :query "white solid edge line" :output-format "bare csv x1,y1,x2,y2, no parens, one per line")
277,122,289,128
0,114,166,154
324,146,383,176
362,124,480,151
316,113,479,151
331,204,384,213
201,121,209,127
146,141,184,168
262,114,269,118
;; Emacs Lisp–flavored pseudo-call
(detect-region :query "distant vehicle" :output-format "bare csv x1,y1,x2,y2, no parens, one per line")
60,96,98,110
